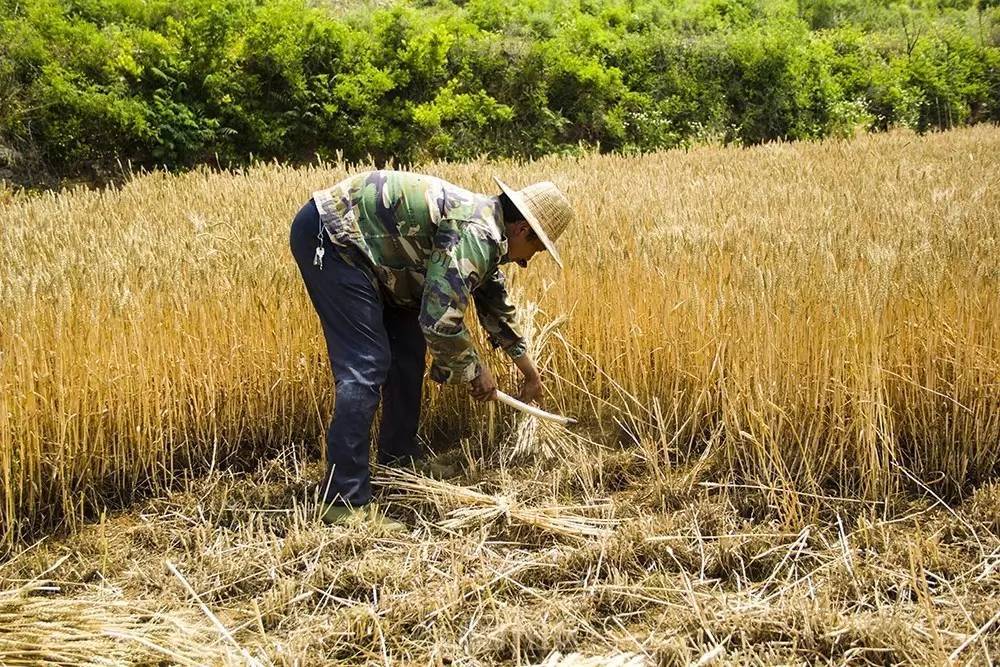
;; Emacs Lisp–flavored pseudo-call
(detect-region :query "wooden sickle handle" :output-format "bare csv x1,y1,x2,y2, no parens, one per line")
495,390,577,426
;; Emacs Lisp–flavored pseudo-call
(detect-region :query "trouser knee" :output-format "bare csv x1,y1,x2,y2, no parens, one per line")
336,357,390,392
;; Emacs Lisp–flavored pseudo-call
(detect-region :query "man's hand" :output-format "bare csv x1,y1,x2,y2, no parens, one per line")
513,354,544,404
469,365,498,402
517,373,544,404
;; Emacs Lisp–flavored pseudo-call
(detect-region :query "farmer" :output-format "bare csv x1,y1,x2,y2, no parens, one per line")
289,170,573,526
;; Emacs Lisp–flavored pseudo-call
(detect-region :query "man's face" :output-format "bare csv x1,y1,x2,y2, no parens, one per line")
507,221,547,268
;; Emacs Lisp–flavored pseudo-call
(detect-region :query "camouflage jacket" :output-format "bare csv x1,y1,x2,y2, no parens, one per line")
311,170,527,384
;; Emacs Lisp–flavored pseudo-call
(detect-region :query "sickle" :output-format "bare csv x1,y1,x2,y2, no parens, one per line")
495,390,577,426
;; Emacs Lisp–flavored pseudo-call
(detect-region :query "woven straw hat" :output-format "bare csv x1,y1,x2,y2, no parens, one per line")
493,176,573,269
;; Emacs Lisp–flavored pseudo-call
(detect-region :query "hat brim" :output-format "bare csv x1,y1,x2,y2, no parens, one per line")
494,176,563,269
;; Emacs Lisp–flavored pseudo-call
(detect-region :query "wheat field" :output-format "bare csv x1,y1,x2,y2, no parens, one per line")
1,127,999,664
2,125,999,547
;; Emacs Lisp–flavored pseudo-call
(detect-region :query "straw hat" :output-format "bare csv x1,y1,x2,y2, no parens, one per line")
493,176,573,269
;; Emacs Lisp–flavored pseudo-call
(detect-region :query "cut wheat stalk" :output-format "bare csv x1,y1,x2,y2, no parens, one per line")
534,650,651,666
377,466,616,539
165,560,265,667
0,582,241,666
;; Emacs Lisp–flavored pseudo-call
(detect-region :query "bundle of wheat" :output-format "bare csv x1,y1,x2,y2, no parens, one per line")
378,466,617,540
0,582,247,666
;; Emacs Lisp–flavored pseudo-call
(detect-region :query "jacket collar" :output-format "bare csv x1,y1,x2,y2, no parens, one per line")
493,196,510,263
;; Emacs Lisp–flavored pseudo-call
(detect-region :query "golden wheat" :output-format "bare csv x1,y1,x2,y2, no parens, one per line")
2,126,998,548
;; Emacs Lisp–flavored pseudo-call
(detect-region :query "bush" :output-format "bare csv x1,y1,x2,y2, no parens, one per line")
0,0,998,183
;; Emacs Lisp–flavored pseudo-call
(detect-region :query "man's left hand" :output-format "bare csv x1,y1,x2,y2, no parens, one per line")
517,374,544,404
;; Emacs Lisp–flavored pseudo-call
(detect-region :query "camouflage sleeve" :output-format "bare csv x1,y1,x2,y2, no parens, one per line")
473,268,527,359
419,219,496,384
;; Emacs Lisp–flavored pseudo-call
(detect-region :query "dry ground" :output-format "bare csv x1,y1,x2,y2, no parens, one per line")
1,435,998,666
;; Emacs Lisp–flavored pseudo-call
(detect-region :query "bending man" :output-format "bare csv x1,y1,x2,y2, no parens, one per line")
289,170,573,525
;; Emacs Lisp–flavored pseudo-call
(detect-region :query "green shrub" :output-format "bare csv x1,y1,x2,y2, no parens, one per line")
0,0,998,182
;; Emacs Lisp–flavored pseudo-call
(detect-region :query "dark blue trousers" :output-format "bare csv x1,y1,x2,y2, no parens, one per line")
289,199,426,506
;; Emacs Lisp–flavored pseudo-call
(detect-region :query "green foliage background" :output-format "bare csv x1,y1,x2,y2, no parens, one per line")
1,0,998,181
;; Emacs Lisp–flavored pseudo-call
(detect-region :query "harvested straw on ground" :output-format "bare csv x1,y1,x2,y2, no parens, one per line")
0,582,246,665
378,466,617,540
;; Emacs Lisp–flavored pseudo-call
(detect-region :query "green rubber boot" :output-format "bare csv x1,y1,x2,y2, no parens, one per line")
385,456,460,479
411,458,461,479
320,502,406,532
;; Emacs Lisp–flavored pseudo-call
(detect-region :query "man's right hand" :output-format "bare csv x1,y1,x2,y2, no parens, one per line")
469,365,498,402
